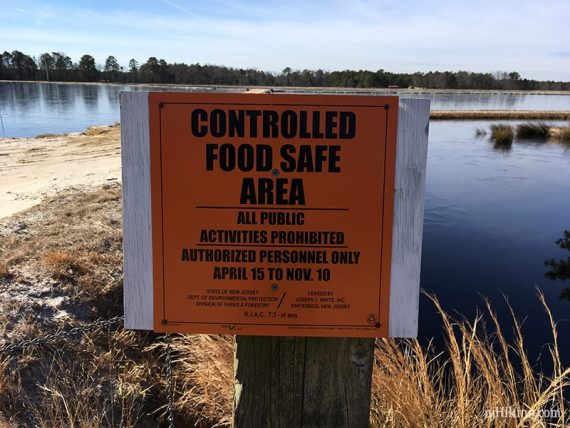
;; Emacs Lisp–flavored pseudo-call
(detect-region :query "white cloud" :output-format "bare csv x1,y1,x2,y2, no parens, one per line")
2,0,569,80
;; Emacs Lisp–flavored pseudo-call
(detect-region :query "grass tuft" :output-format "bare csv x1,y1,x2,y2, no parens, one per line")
550,126,570,142
34,133,60,139
43,251,78,280
164,335,234,427
370,292,569,427
0,261,11,279
516,122,551,140
490,124,514,146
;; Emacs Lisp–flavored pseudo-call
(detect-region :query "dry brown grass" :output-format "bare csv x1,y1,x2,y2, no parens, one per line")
0,261,9,279
0,183,124,315
370,293,568,427
560,127,570,141
0,185,165,427
490,124,514,146
170,335,234,427
159,292,568,427
23,330,159,428
516,122,551,140
549,126,570,142
1,185,568,426
0,355,21,422
483,122,570,146
43,251,79,280
0,329,162,427
431,111,570,120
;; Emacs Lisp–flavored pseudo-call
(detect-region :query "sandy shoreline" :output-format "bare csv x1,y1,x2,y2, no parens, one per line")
0,124,120,219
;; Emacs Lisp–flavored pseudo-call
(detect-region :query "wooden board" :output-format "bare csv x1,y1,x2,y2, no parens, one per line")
121,91,153,330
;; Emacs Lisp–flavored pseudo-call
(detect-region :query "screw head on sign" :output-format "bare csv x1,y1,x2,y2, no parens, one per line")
271,169,280,177
271,283,279,291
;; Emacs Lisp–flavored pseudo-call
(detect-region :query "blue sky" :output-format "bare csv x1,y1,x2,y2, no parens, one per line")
2,0,569,80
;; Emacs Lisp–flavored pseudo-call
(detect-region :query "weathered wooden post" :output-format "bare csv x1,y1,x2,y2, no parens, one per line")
234,336,375,426
121,91,429,427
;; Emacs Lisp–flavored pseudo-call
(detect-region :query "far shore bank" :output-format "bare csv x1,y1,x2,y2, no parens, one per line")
431,110,570,120
2,79,570,96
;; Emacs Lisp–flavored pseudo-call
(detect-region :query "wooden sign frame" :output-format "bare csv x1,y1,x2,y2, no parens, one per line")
121,92,429,339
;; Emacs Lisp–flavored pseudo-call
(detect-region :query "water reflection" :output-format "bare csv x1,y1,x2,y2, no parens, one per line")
8,82,38,109
42,83,75,116
492,141,513,153
544,230,570,301
401,91,570,111
80,85,99,112
421,120,570,366
2,81,570,138
103,85,120,106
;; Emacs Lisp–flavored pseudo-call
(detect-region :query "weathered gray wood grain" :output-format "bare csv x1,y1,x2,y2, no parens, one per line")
234,336,374,428
120,91,153,330
389,99,430,338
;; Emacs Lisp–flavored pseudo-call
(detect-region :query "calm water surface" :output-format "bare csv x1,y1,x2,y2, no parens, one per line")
421,121,569,367
1,82,569,366
1,82,570,138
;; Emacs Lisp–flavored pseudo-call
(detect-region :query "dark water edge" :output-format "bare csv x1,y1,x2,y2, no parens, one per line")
419,120,570,369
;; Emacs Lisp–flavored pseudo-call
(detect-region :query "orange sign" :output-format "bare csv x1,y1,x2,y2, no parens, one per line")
150,93,398,337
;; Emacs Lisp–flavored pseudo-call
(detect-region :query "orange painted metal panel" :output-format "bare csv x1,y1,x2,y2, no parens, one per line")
149,92,398,337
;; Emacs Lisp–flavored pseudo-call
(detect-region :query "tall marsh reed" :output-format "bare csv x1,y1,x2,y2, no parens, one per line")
485,122,570,146
370,292,568,427
516,122,551,140
490,124,514,146
166,292,568,427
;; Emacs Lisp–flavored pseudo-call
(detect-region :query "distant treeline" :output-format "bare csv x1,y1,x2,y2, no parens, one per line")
2,49,569,91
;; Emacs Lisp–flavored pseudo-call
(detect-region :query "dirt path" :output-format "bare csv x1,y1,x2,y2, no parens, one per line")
0,125,121,218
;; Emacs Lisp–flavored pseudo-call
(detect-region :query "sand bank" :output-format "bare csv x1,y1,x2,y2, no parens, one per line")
0,125,120,218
